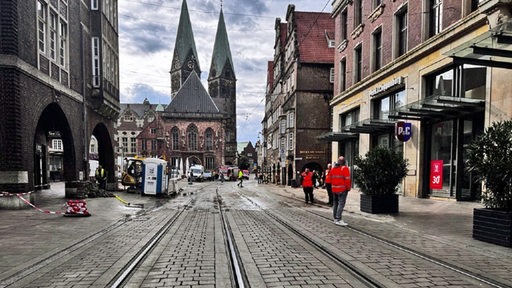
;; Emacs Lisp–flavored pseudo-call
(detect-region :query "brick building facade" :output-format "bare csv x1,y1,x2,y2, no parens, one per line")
262,5,334,186
0,0,119,204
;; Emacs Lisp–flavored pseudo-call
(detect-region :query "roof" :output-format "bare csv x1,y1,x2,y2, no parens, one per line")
173,0,200,71
294,11,335,63
209,8,235,79
165,72,220,114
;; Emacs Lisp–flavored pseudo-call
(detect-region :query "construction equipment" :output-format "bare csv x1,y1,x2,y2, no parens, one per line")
121,157,144,193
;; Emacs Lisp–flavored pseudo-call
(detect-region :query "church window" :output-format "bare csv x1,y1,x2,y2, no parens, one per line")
205,128,214,151
187,125,198,151
171,127,179,150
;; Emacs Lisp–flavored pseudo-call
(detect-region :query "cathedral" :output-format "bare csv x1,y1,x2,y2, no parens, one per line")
139,0,237,172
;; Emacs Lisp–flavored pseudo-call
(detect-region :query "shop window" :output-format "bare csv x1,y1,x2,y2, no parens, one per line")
426,64,486,99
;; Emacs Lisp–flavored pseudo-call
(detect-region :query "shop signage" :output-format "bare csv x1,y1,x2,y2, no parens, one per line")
430,160,443,190
395,121,412,142
369,76,404,97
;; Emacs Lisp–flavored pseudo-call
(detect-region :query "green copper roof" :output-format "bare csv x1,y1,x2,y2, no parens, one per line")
209,8,235,79
173,0,200,71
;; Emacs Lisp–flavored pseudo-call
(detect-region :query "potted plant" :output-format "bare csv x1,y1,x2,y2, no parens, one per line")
353,146,408,214
466,120,512,247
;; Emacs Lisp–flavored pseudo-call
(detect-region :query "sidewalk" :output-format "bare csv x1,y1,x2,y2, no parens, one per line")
271,183,511,255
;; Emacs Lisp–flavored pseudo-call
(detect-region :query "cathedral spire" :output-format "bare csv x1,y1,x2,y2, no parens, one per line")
208,7,235,81
170,0,201,95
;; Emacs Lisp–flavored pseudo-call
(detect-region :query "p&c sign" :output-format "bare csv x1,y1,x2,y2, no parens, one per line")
395,121,412,142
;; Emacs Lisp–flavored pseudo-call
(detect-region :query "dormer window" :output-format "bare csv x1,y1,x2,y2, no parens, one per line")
325,31,335,48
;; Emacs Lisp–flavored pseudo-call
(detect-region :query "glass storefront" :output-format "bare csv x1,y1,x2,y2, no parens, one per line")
426,64,486,200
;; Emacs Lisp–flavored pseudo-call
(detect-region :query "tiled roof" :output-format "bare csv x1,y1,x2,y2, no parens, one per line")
165,72,219,114
294,12,334,63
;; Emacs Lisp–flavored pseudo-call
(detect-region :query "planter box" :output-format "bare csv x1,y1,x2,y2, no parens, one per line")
360,193,399,214
473,208,512,247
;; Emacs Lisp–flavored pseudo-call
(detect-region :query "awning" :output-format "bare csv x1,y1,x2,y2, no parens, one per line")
316,131,358,141
317,118,395,141
388,95,485,121
343,118,395,134
446,20,512,68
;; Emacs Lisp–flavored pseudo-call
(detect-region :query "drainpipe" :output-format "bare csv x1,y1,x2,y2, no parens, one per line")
80,23,88,180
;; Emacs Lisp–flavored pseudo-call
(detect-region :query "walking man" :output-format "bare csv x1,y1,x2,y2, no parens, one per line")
237,169,244,187
331,156,351,226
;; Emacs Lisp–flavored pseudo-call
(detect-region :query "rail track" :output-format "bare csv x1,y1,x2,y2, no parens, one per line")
2,181,510,287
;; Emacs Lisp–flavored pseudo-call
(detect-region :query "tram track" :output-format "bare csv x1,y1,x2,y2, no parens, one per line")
239,192,511,288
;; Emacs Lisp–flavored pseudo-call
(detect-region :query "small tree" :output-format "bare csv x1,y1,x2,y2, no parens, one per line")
353,146,408,196
466,120,512,210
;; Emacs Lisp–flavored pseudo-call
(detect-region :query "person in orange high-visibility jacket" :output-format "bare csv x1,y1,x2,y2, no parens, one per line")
301,168,314,204
330,156,351,226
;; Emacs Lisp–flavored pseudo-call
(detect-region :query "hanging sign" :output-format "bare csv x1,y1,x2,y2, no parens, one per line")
430,160,443,190
395,121,412,142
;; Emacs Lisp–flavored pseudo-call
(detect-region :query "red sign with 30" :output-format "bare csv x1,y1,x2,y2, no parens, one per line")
430,160,443,190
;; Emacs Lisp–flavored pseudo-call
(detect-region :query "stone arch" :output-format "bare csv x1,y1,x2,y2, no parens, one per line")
92,123,115,185
34,103,75,190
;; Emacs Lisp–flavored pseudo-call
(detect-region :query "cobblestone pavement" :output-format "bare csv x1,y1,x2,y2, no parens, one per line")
0,179,511,287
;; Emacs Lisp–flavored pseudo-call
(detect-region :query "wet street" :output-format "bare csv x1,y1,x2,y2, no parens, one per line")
1,178,512,287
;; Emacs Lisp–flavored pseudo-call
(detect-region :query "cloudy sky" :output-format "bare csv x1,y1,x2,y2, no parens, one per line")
119,0,331,144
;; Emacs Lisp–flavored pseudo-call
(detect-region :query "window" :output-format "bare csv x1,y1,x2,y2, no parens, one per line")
373,90,405,120
396,7,408,57
280,119,286,133
141,140,147,152
92,37,100,87
372,28,382,72
52,139,63,151
151,139,157,154
37,1,47,53
150,128,157,134
171,127,179,150
287,111,294,128
131,138,136,153
49,11,57,60
205,129,213,151
354,0,363,28
341,109,360,129
187,125,198,151
339,59,346,92
91,0,98,10
426,64,486,100
429,0,443,37
288,132,293,150
354,45,362,83
330,67,335,83
340,9,348,42
59,20,67,67
372,0,382,10
122,137,128,151
328,39,336,48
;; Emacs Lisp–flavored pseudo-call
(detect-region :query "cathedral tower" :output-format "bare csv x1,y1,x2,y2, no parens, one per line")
170,0,201,99
208,8,237,164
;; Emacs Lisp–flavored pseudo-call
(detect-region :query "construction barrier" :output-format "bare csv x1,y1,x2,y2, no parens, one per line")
64,199,91,217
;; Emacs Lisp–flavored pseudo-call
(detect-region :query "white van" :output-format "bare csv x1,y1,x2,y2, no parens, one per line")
188,165,205,182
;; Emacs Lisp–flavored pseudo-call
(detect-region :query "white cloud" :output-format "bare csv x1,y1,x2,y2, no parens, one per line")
119,0,330,143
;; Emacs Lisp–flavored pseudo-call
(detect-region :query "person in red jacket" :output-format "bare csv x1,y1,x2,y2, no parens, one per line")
330,156,351,226
324,163,333,206
301,168,314,204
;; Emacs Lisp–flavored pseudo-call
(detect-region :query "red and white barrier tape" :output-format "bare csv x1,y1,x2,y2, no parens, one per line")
16,194,64,215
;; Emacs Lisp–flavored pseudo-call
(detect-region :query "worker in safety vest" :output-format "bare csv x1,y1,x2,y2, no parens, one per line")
330,156,351,226
95,164,107,190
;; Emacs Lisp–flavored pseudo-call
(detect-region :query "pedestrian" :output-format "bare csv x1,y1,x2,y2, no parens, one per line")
301,168,314,204
331,156,351,226
324,163,333,206
312,170,318,188
220,172,225,183
95,164,107,190
237,169,244,187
